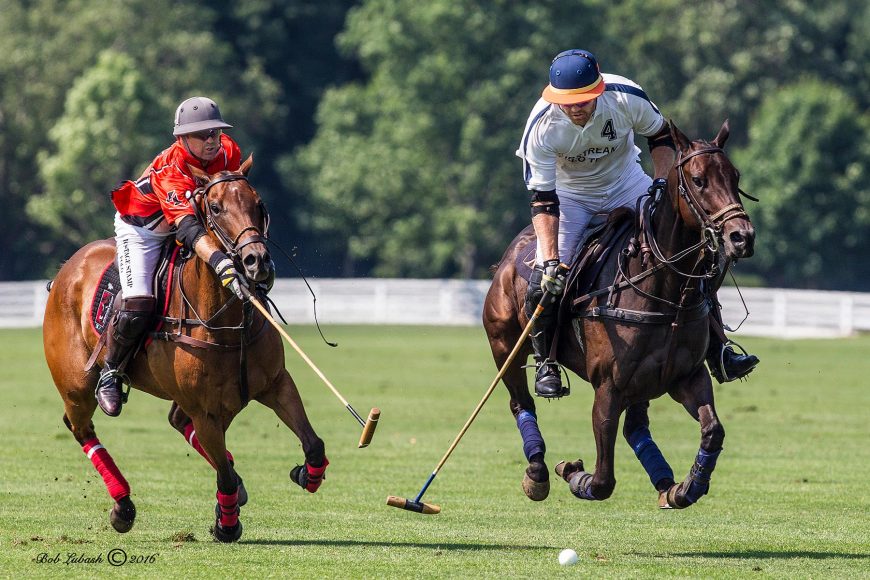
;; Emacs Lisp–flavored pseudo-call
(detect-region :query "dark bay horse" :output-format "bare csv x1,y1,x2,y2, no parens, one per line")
43,157,327,541
483,120,755,509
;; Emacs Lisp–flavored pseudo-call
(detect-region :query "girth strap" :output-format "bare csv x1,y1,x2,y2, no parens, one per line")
149,317,269,351
578,301,710,325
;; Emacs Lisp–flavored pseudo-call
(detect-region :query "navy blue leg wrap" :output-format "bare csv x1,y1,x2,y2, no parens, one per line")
684,447,721,504
628,426,674,489
516,410,545,461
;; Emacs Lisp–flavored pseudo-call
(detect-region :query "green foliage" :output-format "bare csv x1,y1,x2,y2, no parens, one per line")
28,50,165,251
1,0,868,289
290,0,868,283
288,0,606,277
734,79,870,289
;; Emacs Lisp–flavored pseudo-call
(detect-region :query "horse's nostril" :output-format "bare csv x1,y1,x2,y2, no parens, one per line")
243,254,258,268
730,231,745,248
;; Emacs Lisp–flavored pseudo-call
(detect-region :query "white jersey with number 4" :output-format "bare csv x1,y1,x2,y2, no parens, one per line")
517,73,666,199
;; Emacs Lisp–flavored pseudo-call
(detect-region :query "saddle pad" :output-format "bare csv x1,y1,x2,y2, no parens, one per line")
515,241,537,282
89,262,121,336
87,243,183,338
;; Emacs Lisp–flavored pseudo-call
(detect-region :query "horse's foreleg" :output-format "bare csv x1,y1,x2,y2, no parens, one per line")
510,379,548,501
493,328,548,501
167,403,247,505
256,369,327,493
623,402,675,494
63,403,136,533
557,386,622,501
663,374,725,509
191,416,242,542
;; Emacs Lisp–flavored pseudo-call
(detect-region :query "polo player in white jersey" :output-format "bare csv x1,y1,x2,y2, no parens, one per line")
517,49,759,397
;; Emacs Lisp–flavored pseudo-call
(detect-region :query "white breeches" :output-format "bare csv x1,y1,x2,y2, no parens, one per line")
113,212,174,298
536,163,652,266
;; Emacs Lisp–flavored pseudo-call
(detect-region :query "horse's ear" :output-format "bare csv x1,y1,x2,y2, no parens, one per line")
186,163,209,187
240,154,253,176
712,119,730,149
668,119,692,152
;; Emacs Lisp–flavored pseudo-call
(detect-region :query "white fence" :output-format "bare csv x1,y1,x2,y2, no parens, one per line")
6,278,870,339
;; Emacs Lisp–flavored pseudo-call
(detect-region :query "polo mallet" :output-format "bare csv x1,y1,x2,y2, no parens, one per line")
242,287,380,448
387,292,557,514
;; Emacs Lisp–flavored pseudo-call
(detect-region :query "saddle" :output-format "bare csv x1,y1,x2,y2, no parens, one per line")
514,208,636,360
88,239,183,339
514,208,635,290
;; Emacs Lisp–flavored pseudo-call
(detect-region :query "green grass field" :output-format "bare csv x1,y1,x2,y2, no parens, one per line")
1,326,868,579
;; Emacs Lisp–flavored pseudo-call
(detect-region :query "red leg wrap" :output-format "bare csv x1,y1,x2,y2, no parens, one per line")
305,457,329,493
82,438,130,502
216,490,239,528
183,423,234,468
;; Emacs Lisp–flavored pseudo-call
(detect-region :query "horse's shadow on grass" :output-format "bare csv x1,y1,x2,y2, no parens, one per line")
242,539,556,551
648,551,869,561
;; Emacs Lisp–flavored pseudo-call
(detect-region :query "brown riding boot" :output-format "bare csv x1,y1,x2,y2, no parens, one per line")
96,296,155,417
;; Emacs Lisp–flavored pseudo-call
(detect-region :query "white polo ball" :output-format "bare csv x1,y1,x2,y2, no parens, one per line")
558,548,578,566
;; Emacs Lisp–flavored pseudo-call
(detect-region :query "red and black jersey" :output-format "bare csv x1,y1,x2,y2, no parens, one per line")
111,134,242,231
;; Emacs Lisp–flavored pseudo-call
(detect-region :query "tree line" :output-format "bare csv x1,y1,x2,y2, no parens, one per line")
4,0,868,290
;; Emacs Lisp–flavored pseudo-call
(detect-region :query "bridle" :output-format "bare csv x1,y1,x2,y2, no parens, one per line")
605,146,754,308
673,146,751,252
192,173,270,260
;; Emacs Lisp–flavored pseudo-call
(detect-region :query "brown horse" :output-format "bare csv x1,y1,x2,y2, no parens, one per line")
483,120,754,508
42,157,327,542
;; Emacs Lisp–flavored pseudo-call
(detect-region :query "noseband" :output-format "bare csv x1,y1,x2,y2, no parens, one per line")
675,147,748,250
195,173,270,260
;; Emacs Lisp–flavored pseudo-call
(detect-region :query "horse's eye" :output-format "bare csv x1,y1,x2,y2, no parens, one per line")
691,176,704,188
209,203,221,214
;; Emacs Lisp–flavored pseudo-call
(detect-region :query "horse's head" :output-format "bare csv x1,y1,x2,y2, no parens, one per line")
188,156,274,283
668,120,755,261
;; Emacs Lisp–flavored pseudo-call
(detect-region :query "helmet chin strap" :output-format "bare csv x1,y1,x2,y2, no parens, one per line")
181,136,213,168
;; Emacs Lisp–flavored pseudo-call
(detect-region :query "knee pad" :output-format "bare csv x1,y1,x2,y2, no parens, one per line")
114,296,156,342
525,267,544,318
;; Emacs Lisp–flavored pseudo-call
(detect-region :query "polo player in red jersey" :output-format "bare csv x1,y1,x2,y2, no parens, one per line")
97,97,269,417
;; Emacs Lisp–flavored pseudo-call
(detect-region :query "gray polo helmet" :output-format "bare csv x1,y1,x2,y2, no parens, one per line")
172,96,233,136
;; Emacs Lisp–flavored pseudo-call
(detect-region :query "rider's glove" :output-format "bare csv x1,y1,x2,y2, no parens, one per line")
648,177,667,198
209,252,246,301
541,259,567,296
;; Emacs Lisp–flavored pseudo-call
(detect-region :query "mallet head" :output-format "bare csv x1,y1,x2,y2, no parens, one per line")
358,407,380,448
386,495,441,515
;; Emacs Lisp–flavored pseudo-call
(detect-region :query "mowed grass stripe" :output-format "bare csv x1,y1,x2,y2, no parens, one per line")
0,327,868,578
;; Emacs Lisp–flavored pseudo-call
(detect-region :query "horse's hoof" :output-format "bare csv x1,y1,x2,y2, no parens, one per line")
522,473,550,501
662,483,690,509
658,490,674,509
554,459,584,482
211,520,243,543
109,496,136,533
290,465,304,489
237,476,248,507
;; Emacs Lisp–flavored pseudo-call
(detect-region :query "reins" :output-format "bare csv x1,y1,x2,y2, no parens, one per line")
156,171,273,407
575,146,752,313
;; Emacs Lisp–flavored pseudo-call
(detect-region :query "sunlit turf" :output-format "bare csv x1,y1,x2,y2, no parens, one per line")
1,326,868,578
